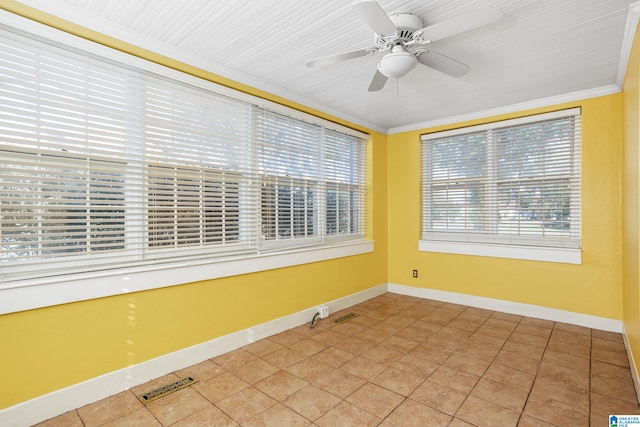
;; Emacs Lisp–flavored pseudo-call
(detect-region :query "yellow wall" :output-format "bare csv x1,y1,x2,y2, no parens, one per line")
623,25,640,384
0,3,389,409
388,95,623,319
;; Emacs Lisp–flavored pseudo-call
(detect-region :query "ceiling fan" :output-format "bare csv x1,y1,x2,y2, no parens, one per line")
306,1,504,91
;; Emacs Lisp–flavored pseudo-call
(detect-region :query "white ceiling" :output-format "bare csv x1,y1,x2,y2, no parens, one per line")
12,0,640,133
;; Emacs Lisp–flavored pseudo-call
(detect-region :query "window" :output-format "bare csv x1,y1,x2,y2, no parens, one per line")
0,22,368,284
142,79,253,256
324,129,366,237
257,110,321,247
147,165,242,248
0,148,127,260
421,109,581,264
256,110,366,249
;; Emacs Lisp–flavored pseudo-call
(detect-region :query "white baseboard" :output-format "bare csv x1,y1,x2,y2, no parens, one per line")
622,323,640,404
0,283,387,427
388,283,623,333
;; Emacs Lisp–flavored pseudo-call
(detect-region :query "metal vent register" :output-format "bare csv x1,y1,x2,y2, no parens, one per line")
334,313,358,324
137,377,198,404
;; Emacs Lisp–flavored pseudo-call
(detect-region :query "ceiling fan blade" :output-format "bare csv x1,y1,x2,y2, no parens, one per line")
368,68,388,92
416,50,470,78
353,0,397,36
306,48,376,68
415,6,503,43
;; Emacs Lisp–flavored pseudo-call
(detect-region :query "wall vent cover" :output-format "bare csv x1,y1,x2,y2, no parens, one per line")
334,313,358,324
137,376,198,404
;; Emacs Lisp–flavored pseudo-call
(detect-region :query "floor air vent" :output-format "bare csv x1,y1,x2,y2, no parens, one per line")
137,376,198,404
334,313,358,324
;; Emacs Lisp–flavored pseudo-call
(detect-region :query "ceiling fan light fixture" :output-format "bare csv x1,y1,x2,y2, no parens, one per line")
378,46,417,78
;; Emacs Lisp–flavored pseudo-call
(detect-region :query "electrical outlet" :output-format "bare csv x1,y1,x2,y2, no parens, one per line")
412,269,418,278
318,305,329,319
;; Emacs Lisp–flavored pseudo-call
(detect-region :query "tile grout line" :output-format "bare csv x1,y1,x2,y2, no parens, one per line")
444,306,481,425
517,317,554,427
374,303,449,426
452,308,520,426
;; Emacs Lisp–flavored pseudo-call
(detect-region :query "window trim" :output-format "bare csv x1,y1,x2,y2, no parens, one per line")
418,240,581,264
419,108,582,264
0,239,374,315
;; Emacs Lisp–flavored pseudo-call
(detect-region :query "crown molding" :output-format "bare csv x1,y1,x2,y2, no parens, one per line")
616,1,640,90
387,84,620,135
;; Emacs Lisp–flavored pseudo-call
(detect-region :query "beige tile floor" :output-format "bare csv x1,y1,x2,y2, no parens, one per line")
36,293,639,426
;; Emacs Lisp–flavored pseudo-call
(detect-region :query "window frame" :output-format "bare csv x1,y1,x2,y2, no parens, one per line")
0,11,372,314
419,108,582,264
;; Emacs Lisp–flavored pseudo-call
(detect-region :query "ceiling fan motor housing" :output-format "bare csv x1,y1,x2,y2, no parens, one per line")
375,13,424,48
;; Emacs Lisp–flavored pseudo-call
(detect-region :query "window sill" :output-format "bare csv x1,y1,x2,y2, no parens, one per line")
418,240,581,264
0,240,374,315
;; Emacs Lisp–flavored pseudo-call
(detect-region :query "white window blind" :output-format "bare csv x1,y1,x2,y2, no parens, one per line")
256,109,366,249
257,109,321,247
0,25,367,282
1,28,130,270
143,78,254,254
324,129,366,238
422,109,581,249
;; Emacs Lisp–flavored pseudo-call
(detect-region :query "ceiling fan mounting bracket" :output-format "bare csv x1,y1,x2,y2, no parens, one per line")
412,30,431,44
